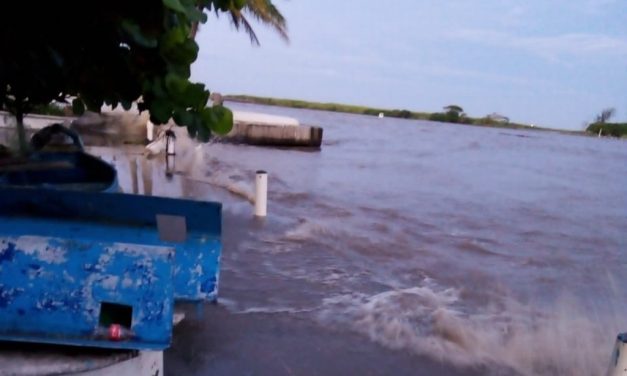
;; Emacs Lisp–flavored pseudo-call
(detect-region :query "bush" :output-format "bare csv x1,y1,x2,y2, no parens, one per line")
428,111,460,123
459,116,474,124
429,112,447,122
586,122,627,137
30,103,68,117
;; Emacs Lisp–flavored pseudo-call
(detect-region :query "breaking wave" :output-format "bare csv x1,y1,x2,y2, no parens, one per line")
183,146,257,203
318,280,620,376
283,219,340,242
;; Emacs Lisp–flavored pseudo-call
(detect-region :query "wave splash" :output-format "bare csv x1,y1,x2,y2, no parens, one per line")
318,280,617,376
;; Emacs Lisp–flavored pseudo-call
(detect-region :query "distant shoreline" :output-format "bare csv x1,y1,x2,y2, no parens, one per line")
224,94,585,136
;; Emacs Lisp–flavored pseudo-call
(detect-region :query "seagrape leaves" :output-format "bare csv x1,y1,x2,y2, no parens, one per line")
0,0,238,139
134,0,238,136
203,105,234,136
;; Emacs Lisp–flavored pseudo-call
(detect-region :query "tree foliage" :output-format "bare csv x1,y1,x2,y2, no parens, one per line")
0,0,248,152
191,0,288,44
429,104,469,124
443,105,463,114
586,122,627,138
232,0,289,44
594,108,615,124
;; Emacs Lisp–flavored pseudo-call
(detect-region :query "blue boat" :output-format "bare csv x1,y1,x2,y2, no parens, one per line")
0,125,223,351
0,124,118,192
0,187,222,350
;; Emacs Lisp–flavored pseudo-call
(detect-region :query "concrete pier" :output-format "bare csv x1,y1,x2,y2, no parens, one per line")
0,111,148,147
222,121,323,148
0,109,323,148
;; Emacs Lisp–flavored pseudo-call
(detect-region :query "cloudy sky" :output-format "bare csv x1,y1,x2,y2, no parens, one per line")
193,0,627,130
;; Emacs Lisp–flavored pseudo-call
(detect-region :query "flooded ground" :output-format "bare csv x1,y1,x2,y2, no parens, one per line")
92,102,626,375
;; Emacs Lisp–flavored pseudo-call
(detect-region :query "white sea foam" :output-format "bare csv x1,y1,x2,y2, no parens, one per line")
219,297,316,315
318,281,621,376
283,219,337,241
186,149,256,203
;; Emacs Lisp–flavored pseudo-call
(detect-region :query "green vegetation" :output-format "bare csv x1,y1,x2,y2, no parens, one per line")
428,105,473,124
226,95,430,119
585,107,627,138
594,108,616,124
1,0,258,153
230,0,288,44
30,103,69,117
226,95,540,130
586,123,627,138
192,0,288,44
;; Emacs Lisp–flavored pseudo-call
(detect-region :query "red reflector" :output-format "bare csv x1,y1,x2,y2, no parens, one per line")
108,324,122,341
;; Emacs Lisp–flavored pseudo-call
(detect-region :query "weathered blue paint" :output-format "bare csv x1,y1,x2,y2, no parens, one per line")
0,187,222,350
0,187,222,300
0,233,174,350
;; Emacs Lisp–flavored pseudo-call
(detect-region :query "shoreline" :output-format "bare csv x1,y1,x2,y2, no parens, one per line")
225,94,589,137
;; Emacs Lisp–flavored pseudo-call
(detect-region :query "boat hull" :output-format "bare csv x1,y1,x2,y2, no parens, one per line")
0,187,222,350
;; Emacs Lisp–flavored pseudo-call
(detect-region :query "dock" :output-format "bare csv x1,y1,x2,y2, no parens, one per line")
0,109,323,148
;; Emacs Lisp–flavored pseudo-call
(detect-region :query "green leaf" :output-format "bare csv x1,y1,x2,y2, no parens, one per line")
160,27,187,51
121,20,158,48
168,64,191,79
173,108,194,127
72,98,85,115
164,39,198,65
121,100,132,110
185,112,201,138
81,95,103,113
197,121,212,142
182,83,209,109
149,98,173,124
163,0,186,13
148,78,167,98
206,105,233,135
233,0,247,10
200,106,217,125
164,73,189,96
184,5,208,23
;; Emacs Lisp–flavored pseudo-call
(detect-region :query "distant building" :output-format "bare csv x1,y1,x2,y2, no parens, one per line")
486,113,509,123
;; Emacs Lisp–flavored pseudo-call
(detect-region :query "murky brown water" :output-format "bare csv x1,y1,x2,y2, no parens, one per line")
92,102,626,375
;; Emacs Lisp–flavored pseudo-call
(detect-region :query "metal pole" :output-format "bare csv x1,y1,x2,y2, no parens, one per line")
165,130,176,156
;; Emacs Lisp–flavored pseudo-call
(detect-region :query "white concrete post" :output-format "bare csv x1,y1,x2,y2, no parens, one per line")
254,170,268,217
607,333,627,376
146,120,155,142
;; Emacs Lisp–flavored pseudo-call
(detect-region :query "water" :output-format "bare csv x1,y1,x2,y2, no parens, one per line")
95,103,626,375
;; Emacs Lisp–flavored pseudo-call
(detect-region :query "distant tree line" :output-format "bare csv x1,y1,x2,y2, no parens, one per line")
226,95,540,129
428,105,473,124
586,108,627,138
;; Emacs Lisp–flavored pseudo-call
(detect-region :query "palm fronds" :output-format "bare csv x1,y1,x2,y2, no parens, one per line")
192,0,288,45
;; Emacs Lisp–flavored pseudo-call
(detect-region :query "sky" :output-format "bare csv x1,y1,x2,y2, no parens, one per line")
192,0,627,130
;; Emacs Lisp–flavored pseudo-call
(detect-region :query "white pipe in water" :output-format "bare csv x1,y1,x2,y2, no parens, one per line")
607,333,627,376
254,170,268,217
